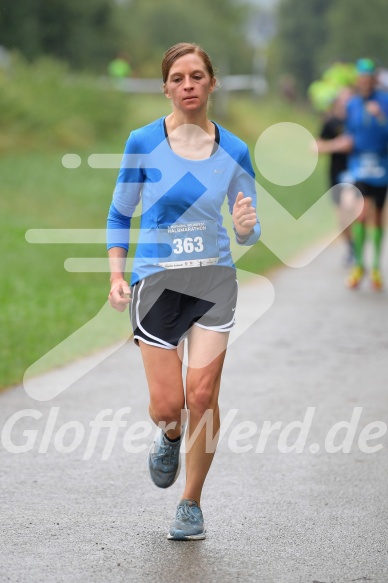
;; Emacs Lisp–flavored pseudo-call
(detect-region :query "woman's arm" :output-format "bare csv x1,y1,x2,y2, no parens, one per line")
232,191,258,242
106,131,144,310
315,134,353,155
107,202,132,311
108,247,131,311
228,145,261,246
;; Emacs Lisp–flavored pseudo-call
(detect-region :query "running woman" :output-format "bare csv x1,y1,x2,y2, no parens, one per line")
106,43,261,540
316,59,388,290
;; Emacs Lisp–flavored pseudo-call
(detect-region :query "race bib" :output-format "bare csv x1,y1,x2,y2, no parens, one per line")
357,153,386,180
156,220,219,269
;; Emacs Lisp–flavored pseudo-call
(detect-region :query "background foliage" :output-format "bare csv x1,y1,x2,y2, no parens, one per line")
0,0,255,76
273,0,388,91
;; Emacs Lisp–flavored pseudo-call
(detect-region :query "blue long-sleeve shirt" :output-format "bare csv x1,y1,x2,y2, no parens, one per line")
107,117,261,285
345,90,388,186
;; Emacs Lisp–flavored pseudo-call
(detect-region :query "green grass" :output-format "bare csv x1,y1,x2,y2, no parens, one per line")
0,150,119,385
0,62,332,389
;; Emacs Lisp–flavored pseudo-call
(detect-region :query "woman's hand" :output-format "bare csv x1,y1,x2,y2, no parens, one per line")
232,191,257,238
108,278,131,312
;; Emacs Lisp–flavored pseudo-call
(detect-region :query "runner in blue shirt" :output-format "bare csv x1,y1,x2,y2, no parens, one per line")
316,58,388,290
106,43,260,540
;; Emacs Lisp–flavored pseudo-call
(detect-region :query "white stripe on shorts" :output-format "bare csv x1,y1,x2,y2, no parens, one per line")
134,279,175,349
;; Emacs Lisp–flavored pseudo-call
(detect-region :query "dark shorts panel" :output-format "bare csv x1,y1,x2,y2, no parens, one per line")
130,266,238,349
355,182,387,210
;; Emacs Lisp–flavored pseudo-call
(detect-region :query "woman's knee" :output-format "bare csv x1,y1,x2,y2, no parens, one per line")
149,392,185,426
186,377,220,418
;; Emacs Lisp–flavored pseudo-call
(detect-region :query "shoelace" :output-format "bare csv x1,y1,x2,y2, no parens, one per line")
154,439,179,468
176,503,198,523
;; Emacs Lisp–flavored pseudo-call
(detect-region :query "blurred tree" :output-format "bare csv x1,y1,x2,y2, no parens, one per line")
323,0,388,65
0,0,120,71
275,0,334,92
0,0,255,75
273,0,388,94
0,0,41,57
115,0,254,76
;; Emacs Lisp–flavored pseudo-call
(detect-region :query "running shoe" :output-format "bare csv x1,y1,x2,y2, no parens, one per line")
346,265,364,289
148,426,184,489
167,499,206,541
370,268,383,291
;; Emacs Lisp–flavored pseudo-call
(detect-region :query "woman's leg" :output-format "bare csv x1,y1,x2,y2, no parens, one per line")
182,326,229,506
139,341,186,439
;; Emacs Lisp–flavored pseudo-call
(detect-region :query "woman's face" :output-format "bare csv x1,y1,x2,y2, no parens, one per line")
164,53,216,113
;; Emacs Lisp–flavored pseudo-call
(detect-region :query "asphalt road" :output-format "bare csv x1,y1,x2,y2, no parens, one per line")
1,240,387,583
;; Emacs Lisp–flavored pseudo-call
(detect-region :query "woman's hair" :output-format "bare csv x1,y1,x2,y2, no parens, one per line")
161,43,216,84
